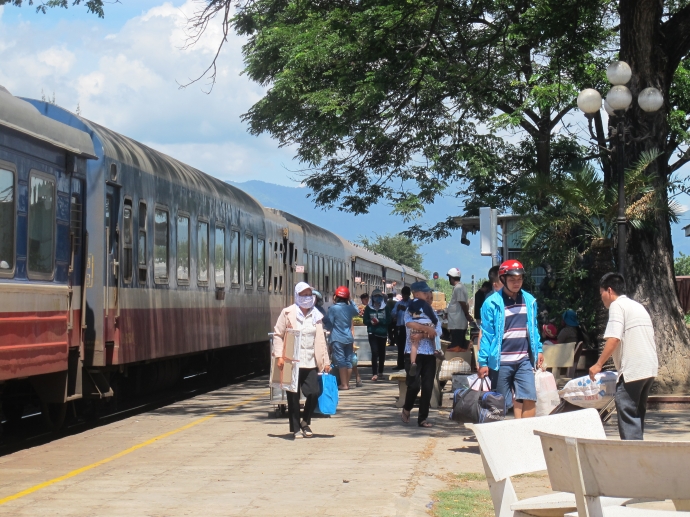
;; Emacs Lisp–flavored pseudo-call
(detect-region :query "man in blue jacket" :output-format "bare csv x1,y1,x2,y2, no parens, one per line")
478,260,543,419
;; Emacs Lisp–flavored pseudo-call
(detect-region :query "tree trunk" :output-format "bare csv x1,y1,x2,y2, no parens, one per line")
619,0,690,393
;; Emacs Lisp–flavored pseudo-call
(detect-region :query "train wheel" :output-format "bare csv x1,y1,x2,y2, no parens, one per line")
2,400,25,426
41,401,67,432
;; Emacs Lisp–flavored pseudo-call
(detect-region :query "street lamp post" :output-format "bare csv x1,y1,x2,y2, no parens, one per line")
577,61,663,277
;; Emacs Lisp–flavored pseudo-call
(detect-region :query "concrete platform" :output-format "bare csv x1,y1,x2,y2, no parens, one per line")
0,368,688,516
0,372,484,516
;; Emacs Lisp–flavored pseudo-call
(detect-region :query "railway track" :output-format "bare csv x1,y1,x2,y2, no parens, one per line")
0,366,268,457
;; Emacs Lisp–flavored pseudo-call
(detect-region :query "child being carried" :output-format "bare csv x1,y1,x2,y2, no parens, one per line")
407,298,442,376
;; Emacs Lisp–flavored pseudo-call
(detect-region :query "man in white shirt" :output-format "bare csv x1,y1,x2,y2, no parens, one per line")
446,267,474,351
590,273,658,440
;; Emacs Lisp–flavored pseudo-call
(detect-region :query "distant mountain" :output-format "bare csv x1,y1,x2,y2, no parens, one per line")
228,180,493,283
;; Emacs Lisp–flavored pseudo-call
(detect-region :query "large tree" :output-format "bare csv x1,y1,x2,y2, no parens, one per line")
186,0,689,392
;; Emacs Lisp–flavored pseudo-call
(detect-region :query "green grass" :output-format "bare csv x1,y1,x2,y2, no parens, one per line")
431,486,494,517
454,472,486,482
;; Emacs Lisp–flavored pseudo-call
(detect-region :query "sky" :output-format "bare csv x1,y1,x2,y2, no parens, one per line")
1,1,689,281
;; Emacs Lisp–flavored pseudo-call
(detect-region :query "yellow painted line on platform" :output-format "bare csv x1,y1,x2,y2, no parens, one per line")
0,392,264,506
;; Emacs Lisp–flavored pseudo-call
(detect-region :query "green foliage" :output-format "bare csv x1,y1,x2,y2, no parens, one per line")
0,0,105,17
675,252,690,276
358,233,425,273
231,0,615,238
518,150,677,330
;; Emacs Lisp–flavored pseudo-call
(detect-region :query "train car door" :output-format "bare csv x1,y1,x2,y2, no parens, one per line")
103,181,120,358
282,231,294,307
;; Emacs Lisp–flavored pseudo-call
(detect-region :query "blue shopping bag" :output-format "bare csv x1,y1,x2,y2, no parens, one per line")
317,373,339,415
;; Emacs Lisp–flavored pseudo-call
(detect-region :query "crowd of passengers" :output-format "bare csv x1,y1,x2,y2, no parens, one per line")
273,261,657,441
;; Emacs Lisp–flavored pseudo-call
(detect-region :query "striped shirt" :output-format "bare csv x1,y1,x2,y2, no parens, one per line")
501,290,529,363
603,295,658,382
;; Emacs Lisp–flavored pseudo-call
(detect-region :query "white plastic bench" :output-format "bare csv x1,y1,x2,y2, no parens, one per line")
466,409,631,517
535,430,690,517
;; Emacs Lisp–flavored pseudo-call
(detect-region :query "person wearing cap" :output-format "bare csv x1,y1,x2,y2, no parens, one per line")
324,286,360,390
362,288,392,381
273,282,331,439
478,260,543,419
401,280,442,428
391,286,412,370
542,323,559,345
557,309,580,344
446,267,474,351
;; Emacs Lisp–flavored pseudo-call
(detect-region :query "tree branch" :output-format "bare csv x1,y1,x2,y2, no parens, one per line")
662,4,690,81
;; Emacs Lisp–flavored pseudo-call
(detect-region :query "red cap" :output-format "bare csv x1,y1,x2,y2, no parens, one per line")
335,286,350,299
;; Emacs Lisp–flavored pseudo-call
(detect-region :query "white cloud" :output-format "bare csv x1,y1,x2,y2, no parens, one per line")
38,46,76,73
0,0,297,186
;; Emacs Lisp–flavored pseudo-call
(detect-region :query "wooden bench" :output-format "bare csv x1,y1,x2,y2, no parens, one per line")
536,430,690,516
466,409,631,517
388,371,407,408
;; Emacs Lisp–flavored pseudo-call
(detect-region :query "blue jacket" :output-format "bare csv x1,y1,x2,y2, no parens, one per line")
323,301,360,345
478,289,542,371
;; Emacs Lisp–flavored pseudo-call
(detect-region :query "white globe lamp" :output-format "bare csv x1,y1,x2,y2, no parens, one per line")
606,85,633,111
577,89,602,114
638,87,663,112
607,61,632,85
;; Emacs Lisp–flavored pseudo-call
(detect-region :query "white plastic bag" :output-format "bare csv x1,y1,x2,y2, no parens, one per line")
466,374,491,391
559,371,617,409
534,370,560,416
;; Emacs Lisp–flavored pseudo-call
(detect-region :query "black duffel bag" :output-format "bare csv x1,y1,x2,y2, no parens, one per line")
449,378,506,424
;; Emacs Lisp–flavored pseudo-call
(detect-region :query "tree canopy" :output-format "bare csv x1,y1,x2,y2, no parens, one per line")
358,233,425,273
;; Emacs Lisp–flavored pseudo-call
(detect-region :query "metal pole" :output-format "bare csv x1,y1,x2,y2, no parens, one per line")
617,120,626,277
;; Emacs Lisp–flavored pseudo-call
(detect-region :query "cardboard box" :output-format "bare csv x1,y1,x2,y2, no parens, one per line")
431,301,446,311
433,292,446,303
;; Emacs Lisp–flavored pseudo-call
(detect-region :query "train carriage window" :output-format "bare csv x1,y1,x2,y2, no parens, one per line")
319,256,324,291
138,202,147,283
215,226,225,287
245,234,254,286
329,259,333,291
257,238,265,288
230,230,240,286
27,173,55,278
122,199,133,284
154,207,169,283
0,166,15,275
308,254,313,282
176,214,190,283
197,219,209,283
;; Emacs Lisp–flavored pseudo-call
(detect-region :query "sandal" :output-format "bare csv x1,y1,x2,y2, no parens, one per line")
371,375,378,382
300,422,313,438
418,421,433,428
356,379,363,387
401,409,411,423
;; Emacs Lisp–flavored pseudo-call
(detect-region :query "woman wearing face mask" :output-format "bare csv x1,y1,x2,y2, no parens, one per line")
362,288,392,381
273,282,332,439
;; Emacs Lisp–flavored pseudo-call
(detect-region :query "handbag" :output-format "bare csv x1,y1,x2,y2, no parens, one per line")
449,378,505,424
317,373,339,415
439,356,471,381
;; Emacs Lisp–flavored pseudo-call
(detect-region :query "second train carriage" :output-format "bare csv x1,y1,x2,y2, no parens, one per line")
0,89,425,428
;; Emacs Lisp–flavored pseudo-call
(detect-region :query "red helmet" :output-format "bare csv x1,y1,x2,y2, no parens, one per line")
335,286,350,299
499,260,525,277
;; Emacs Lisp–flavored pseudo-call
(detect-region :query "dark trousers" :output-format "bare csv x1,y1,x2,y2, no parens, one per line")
449,328,468,350
286,367,319,433
615,375,654,440
395,325,407,368
368,334,387,375
403,354,436,424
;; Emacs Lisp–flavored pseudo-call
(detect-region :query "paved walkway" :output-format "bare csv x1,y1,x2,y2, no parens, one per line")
0,364,688,516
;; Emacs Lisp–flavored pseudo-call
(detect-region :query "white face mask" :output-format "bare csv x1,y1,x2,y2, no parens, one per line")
295,295,315,309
